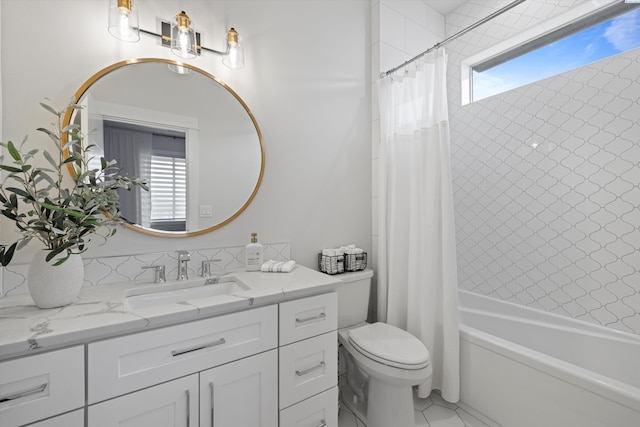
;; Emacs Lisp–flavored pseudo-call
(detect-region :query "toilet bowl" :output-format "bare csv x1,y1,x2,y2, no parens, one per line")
335,270,432,427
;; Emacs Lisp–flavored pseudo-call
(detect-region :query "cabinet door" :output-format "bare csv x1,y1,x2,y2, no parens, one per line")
200,349,278,427
28,409,84,427
88,374,198,427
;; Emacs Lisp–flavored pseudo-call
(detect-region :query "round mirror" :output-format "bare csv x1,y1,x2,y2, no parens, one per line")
63,58,264,237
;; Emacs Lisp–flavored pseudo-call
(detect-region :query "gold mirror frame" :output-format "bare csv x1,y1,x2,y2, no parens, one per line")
62,58,265,238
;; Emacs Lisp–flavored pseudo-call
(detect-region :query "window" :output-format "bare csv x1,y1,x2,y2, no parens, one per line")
149,154,187,225
149,135,187,232
463,1,640,103
103,121,187,231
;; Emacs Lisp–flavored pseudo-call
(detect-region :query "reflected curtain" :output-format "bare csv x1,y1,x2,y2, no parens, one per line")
104,125,152,227
376,48,459,402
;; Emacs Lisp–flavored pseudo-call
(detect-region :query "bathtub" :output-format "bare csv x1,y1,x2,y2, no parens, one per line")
458,289,640,427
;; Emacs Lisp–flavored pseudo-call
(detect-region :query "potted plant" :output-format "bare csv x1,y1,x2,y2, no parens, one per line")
0,99,147,308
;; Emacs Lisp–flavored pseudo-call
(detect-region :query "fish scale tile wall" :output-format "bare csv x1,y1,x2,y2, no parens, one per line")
446,0,640,334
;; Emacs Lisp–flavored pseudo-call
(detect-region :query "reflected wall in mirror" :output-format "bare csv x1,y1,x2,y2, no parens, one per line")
63,59,264,237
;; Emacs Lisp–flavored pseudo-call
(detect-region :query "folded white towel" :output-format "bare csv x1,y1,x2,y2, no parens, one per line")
345,248,363,255
261,260,296,273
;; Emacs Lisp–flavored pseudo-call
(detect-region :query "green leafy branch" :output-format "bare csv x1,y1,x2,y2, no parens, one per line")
0,99,148,266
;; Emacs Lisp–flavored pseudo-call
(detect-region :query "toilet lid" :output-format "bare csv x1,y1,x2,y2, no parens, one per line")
348,322,430,369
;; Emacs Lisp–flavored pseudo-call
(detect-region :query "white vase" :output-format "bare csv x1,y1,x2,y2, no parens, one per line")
27,251,84,309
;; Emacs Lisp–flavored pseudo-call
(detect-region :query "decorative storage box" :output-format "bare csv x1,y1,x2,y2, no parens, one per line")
318,252,367,275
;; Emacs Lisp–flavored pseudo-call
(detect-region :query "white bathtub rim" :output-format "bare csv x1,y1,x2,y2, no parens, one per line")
458,289,638,340
461,307,640,346
460,324,640,413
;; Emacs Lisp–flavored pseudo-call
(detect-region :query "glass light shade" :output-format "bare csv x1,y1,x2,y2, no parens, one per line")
108,0,140,42
170,11,197,59
222,28,245,69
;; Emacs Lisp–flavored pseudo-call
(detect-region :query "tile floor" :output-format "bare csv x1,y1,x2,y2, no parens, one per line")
338,391,493,427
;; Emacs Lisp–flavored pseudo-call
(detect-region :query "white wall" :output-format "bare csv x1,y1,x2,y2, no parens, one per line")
0,0,371,285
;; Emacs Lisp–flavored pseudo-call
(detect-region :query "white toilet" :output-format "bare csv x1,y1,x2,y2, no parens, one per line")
336,270,432,427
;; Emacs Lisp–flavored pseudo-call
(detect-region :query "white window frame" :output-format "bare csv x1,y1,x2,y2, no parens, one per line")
461,0,623,105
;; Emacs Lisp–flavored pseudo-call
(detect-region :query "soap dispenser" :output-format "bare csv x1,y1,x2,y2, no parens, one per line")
245,232,264,271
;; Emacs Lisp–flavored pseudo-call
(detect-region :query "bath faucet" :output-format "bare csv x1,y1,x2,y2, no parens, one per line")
142,265,166,283
177,251,191,281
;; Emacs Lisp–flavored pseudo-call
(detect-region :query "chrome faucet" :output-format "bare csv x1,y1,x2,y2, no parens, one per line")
177,251,191,281
202,259,222,285
201,259,222,278
142,265,166,283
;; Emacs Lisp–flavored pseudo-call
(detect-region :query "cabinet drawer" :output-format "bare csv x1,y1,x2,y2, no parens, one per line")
279,386,338,427
88,305,277,403
0,347,84,427
279,332,337,409
279,292,337,345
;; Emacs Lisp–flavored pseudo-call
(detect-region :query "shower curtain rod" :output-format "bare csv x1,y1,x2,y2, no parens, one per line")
380,0,527,78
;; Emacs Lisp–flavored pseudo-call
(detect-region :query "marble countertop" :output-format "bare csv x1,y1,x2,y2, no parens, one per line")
0,265,342,361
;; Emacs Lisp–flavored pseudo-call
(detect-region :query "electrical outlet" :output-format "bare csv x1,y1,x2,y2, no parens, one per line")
199,205,213,217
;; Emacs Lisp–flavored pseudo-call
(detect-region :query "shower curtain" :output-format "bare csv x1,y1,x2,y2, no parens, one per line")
377,48,459,402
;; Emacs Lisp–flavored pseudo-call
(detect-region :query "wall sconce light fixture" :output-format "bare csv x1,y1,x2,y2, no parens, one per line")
107,1,245,69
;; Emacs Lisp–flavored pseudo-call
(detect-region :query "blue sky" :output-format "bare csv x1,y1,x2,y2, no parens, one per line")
473,8,640,101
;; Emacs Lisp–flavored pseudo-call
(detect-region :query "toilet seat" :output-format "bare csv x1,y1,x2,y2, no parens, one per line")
348,322,430,370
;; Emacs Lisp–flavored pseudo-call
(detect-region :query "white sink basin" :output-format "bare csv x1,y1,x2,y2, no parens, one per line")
123,276,250,310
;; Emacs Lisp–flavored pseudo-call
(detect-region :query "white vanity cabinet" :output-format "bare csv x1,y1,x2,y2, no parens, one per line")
88,350,278,427
0,277,340,427
278,292,339,427
87,305,278,427
0,346,84,427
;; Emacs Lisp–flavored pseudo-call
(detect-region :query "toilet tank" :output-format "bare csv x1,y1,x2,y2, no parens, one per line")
335,269,374,329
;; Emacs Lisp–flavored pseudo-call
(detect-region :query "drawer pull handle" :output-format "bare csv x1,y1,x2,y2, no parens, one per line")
296,312,326,324
209,382,215,427
296,361,326,376
0,383,47,403
317,420,327,427
185,389,191,427
171,338,226,357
